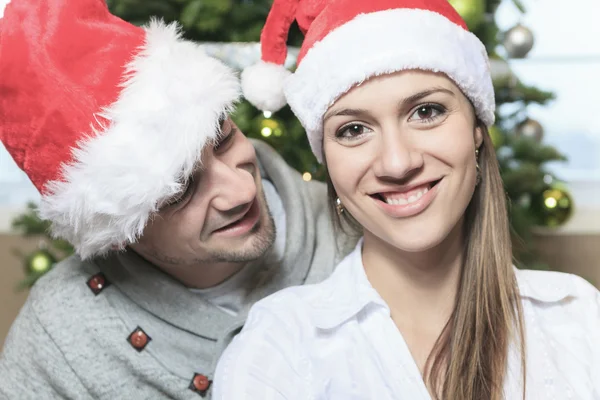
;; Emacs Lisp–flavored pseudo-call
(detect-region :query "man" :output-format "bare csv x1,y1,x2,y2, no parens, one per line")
0,0,354,398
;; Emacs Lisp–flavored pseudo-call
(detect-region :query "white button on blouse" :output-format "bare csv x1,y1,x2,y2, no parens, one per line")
213,243,600,400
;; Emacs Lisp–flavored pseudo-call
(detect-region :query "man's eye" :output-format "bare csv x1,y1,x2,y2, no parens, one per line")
165,178,194,206
218,114,227,129
214,127,237,151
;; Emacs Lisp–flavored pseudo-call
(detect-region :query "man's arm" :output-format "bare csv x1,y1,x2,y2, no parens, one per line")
0,301,91,400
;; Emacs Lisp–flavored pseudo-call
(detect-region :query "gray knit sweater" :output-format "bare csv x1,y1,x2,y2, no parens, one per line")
0,140,356,399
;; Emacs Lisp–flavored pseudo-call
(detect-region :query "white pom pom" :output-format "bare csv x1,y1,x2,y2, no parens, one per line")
241,61,291,112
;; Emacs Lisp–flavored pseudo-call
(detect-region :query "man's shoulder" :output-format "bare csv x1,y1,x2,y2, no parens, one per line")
0,255,108,398
14,254,114,347
252,138,332,225
255,138,330,194
1,254,200,399
26,254,99,318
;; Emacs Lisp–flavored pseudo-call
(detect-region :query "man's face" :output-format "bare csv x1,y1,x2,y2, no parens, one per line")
131,118,275,272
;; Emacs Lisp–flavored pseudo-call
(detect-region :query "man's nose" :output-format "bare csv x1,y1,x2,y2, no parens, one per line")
204,161,257,212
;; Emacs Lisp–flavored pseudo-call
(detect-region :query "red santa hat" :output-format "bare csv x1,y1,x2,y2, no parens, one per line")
242,0,495,162
0,0,240,259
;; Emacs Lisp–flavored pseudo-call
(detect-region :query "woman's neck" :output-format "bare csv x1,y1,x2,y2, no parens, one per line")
361,220,464,327
361,221,465,378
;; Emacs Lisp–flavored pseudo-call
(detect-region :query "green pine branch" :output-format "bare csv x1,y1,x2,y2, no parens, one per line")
496,81,555,106
510,138,567,164
11,202,51,236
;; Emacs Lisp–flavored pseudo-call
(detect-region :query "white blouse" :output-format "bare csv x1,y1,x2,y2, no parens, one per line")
213,243,600,399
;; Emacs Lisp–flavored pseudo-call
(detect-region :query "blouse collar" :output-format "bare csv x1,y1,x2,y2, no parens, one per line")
307,240,575,330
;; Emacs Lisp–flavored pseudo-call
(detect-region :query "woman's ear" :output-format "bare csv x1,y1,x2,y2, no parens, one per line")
474,125,484,149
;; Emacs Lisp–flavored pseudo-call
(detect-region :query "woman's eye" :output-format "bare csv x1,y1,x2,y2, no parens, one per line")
409,104,446,122
336,123,371,139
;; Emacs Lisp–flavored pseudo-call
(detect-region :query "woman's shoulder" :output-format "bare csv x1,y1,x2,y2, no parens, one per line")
243,284,320,335
245,271,343,335
515,267,599,304
514,269,599,392
212,281,333,399
244,245,361,336
515,268,599,330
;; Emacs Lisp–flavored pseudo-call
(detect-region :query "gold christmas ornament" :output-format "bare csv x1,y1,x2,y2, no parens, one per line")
448,0,486,30
533,183,574,227
516,118,544,143
26,249,56,275
256,115,284,138
503,24,535,59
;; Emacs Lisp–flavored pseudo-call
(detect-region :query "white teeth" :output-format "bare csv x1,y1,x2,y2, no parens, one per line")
383,186,429,206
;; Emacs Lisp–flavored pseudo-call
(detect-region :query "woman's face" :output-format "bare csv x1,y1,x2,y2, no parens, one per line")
323,70,483,252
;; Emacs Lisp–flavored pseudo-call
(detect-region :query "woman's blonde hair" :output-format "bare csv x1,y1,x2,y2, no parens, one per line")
325,121,527,400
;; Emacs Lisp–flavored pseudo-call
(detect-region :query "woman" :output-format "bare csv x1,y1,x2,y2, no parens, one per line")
213,0,600,399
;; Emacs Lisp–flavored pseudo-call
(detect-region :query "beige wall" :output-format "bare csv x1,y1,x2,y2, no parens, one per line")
534,233,600,288
0,234,38,349
0,233,598,348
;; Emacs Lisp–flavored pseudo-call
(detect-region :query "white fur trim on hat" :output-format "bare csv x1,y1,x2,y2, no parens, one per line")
242,60,291,112
0,0,10,18
39,20,240,260
285,9,495,163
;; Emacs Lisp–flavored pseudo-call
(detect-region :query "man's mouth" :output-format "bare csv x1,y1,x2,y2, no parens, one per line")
212,199,261,237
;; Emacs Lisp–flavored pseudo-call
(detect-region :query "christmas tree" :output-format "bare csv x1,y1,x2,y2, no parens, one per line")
10,202,74,289
11,0,572,287
455,0,572,267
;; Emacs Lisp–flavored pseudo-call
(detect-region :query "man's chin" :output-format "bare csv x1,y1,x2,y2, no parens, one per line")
206,218,275,264
206,244,269,264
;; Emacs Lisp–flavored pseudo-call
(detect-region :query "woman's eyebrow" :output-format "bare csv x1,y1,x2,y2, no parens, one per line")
323,87,455,122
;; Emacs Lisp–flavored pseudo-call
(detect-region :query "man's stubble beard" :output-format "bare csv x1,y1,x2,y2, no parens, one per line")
146,190,276,267
203,202,276,264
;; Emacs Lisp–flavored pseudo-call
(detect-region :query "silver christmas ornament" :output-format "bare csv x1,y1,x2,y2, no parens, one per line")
503,24,534,59
516,118,544,142
490,57,517,87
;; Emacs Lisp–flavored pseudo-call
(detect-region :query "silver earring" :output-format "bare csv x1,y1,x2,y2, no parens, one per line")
335,198,345,215
475,148,481,185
